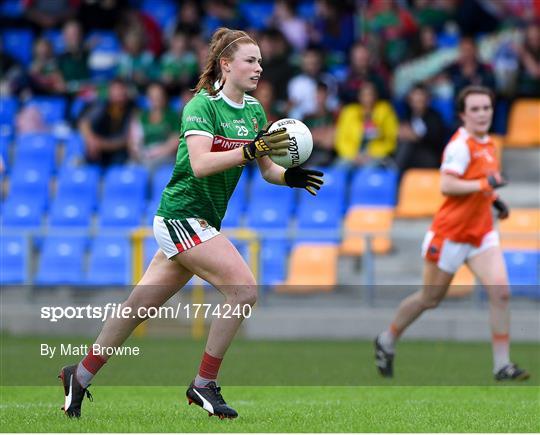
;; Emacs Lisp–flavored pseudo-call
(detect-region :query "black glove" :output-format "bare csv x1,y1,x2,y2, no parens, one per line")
283,167,324,196
493,198,510,219
242,123,289,161
481,173,507,191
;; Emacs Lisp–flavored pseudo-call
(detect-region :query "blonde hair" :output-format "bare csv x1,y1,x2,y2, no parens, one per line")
193,27,257,96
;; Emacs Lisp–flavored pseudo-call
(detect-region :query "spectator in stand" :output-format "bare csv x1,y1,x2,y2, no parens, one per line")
251,80,284,124
129,82,179,170
202,0,247,40
407,25,438,60
58,20,90,95
117,8,164,57
78,0,127,33
270,0,309,51
335,81,399,167
303,81,337,167
287,46,338,120
395,84,447,172
25,0,78,32
159,32,199,95
0,40,24,95
340,42,389,104
455,0,501,36
28,38,66,95
79,78,136,168
363,0,418,67
411,0,454,31
516,21,540,97
444,36,496,95
258,28,295,103
310,0,355,59
172,0,203,38
117,31,157,91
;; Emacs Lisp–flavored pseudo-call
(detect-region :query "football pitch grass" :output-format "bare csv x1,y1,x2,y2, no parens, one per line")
1,337,539,432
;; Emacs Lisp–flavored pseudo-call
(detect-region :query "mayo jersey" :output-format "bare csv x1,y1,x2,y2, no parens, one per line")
157,90,266,229
431,127,499,246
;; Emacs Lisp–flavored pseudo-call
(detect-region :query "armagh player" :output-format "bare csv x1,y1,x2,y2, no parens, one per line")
375,85,529,381
59,28,324,419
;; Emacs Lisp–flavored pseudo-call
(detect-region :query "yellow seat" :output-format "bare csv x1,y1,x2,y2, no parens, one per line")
396,169,445,218
279,243,338,293
490,134,504,167
341,206,394,255
499,208,540,250
447,265,475,297
505,99,540,147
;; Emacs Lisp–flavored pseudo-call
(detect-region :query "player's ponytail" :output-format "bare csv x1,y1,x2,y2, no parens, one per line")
193,28,256,96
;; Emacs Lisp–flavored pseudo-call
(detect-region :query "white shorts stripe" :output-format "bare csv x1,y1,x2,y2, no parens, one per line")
176,220,195,248
167,219,188,251
171,219,192,249
153,216,220,259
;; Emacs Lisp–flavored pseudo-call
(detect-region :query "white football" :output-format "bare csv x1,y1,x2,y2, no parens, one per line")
268,118,313,168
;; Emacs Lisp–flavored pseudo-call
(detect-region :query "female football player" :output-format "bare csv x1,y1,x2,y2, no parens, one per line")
59,27,324,419
375,85,529,381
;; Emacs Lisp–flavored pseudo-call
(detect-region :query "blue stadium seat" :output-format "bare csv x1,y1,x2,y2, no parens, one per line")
431,97,455,127
238,2,273,29
98,198,145,228
260,239,289,286
222,175,249,228
437,31,459,48
0,132,10,173
152,164,174,200
43,28,65,54
245,198,291,230
56,165,100,209
144,236,159,268
0,0,24,18
49,197,93,227
15,133,57,173
69,97,91,122
63,132,86,163
221,200,242,228
314,165,348,197
0,235,28,284
35,236,86,285
0,96,18,126
102,165,149,202
296,199,342,243
2,28,33,66
86,30,121,51
86,31,121,80
232,239,249,262
505,251,540,299
86,236,131,285
2,197,44,227
141,0,178,32
350,167,398,206
146,199,160,225
250,177,296,211
8,167,50,209
26,97,67,124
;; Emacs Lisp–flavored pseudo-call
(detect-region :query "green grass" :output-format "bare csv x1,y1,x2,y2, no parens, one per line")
1,336,539,432
2,336,539,386
1,386,539,432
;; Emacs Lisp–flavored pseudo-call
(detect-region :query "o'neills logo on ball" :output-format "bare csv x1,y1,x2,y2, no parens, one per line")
277,119,296,127
288,136,300,166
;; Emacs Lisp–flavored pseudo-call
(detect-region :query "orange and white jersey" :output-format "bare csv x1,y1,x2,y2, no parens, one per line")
431,127,499,247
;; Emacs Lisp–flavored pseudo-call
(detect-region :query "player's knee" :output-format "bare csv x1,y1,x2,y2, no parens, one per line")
236,286,258,307
421,295,442,310
489,285,510,304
